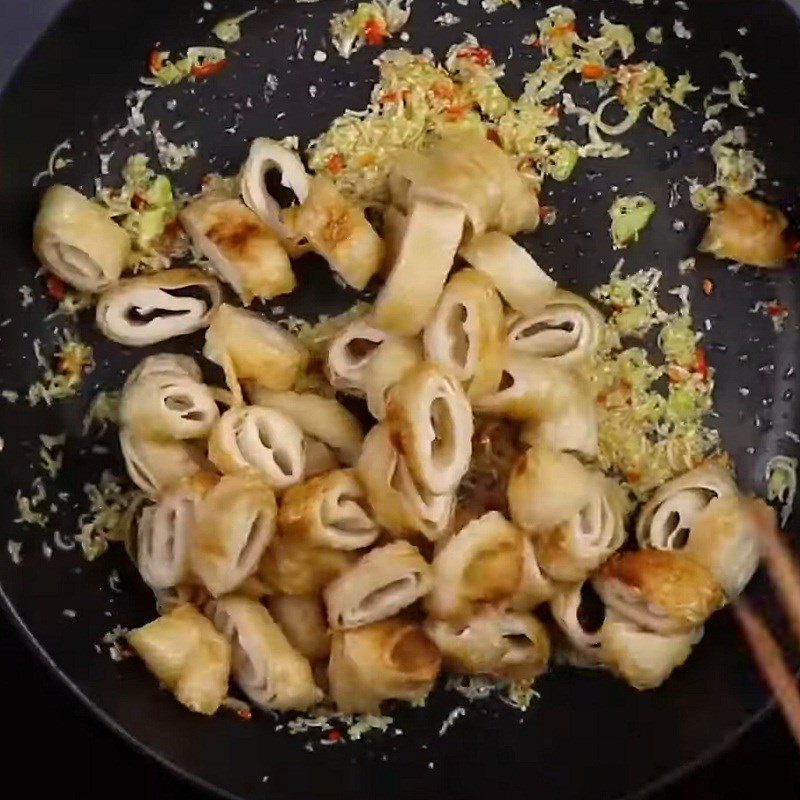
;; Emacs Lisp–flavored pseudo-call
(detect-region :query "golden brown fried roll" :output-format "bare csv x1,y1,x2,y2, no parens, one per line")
259,533,357,596
508,537,555,612
325,317,396,394
283,175,384,290
211,596,322,712
521,388,599,458
328,618,441,713
460,232,556,315
362,337,423,420
474,353,588,421
390,133,539,237
324,541,432,629
426,511,524,621
180,193,295,304
600,613,702,690
127,604,231,715
120,371,219,441
507,290,605,365
203,304,309,403
96,269,222,347
594,550,724,635
136,474,216,590
245,386,363,465
126,353,202,385
33,184,130,292
425,608,550,681
371,199,466,336
549,582,606,666
681,495,767,600
267,594,331,661
356,424,454,542
240,137,310,253
699,194,789,268
190,475,277,597
507,445,596,532
119,428,206,499
422,268,506,400
536,477,628,583
636,461,739,550
208,406,306,490
385,364,473,495
279,469,379,551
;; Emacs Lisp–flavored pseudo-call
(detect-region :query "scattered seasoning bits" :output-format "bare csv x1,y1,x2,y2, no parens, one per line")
7,540,22,565
673,19,692,39
702,279,714,296
63,609,77,619
313,49,328,62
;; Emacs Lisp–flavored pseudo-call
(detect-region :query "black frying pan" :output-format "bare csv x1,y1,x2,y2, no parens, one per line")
1,1,799,798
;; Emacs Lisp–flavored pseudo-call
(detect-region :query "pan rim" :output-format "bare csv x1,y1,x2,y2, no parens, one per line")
1,0,799,797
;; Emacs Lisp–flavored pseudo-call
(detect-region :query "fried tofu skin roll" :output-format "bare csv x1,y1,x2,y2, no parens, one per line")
425,608,550,681
535,477,628,583
461,232,555,315
507,290,604,366
240,137,310,254
128,604,231,716
279,469,379,551
136,473,216,590
33,184,130,292
267,594,331,661
208,406,306,490
119,428,206,499
699,194,789,269
96,269,221,347
328,619,441,713
385,364,473,495
507,445,596,532
203,304,309,403
211,596,322,712
594,550,724,635
180,193,295,303
426,511,524,621
372,199,466,336
600,613,702,690
259,533,357,596
283,175,384,290
120,371,219,442
325,317,396,394
324,541,432,629
423,268,506,400
356,424,454,542
191,475,277,597
245,386,363,466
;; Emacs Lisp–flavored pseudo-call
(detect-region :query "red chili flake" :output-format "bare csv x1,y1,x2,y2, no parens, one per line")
46,274,67,301
544,103,561,119
326,730,343,742
702,278,714,296
765,302,790,318
625,470,641,484
237,708,253,721
486,128,501,145
458,46,493,67
147,49,166,75
326,154,345,175
581,63,606,81
363,18,387,46
786,233,800,257
432,81,456,100
694,346,709,382
131,193,147,210
551,21,576,37
445,103,471,121
191,57,228,79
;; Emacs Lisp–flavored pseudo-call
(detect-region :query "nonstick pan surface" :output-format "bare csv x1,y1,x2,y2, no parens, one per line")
1,1,799,798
